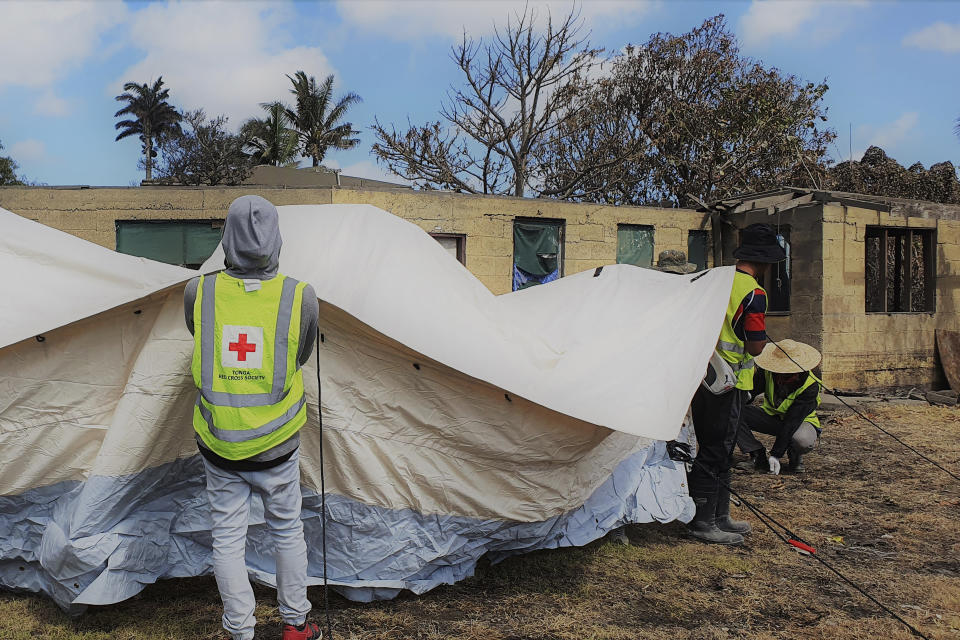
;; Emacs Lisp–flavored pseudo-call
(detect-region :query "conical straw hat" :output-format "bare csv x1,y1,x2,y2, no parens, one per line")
755,339,821,374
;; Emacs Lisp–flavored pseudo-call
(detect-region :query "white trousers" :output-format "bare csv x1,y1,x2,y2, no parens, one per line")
203,450,312,640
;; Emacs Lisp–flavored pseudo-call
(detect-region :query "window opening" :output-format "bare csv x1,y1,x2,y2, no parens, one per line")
767,229,791,313
865,227,936,313
116,220,223,269
513,219,564,291
687,230,709,272
616,224,655,267
430,233,466,264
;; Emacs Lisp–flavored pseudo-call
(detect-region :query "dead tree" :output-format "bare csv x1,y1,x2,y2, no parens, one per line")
373,5,609,197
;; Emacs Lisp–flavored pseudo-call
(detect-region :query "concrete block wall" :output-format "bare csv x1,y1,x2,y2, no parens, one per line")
819,204,959,391
0,186,336,250
331,187,710,294
0,186,711,296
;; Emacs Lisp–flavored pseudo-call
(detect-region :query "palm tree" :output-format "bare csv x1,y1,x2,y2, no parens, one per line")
285,71,362,167
114,77,182,181
240,102,300,167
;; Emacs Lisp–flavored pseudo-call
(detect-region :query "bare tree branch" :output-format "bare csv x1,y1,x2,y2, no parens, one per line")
372,4,601,198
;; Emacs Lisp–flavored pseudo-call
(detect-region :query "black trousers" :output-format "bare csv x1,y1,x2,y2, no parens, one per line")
688,385,746,492
737,405,819,456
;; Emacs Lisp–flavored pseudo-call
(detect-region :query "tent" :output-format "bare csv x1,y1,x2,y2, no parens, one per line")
0,203,733,611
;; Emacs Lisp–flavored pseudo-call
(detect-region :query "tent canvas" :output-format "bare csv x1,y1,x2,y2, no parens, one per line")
0,203,731,610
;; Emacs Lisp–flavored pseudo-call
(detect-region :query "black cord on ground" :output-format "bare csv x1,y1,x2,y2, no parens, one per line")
316,327,333,639
828,391,960,482
667,443,931,639
766,334,960,484
718,469,928,639
724,469,931,640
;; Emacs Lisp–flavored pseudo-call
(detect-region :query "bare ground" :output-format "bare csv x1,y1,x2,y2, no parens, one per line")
2,403,958,640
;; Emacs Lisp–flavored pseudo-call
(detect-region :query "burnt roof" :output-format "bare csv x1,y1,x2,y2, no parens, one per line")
705,187,960,221
705,188,890,215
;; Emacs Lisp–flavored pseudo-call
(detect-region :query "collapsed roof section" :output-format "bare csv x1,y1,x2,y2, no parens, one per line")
704,187,893,216
706,186,960,222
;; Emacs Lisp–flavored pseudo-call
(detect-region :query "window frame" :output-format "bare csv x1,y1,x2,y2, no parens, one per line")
864,226,936,314
686,229,709,272
513,217,565,276
615,223,656,268
429,232,467,264
766,226,791,316
512,217,565,291
115,219,224,269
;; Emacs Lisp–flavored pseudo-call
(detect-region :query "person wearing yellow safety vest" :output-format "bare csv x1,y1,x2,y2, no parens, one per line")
183,196,322,640
736,340,823,475
688,223,786,546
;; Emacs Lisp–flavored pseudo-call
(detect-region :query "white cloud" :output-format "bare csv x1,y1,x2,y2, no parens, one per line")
740,0,819,47
335,0,652,41
114,1,334,128
903,22,960,53
9,139,48,164
0,1,126,89
739,0,867,48
325,158,411,185
35,90,70,117
853,112,919,159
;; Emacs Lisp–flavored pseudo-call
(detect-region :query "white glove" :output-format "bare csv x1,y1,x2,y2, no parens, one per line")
768,456,781,475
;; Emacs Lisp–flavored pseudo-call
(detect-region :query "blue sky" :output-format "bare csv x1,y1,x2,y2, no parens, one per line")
1,0,958,187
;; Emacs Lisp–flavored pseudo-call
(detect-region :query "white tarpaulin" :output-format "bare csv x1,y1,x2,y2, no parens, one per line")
0,203,732,610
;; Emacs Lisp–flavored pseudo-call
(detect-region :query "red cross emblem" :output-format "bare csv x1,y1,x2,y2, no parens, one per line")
228,333,257,362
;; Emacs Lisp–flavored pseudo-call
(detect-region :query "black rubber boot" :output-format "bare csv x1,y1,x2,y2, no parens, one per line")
715,471,752,535
686,475,744,545
787,446,805,474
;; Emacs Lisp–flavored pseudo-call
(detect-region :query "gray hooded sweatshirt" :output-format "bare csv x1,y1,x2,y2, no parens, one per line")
184,195,319,470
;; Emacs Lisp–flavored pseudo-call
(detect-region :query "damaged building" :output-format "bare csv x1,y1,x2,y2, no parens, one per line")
1,180,957,392
710,188,959,392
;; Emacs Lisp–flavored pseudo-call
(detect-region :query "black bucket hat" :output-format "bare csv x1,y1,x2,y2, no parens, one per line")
733,223,786,263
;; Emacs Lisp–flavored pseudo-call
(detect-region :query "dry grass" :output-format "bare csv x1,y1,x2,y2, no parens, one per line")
2,404,958,639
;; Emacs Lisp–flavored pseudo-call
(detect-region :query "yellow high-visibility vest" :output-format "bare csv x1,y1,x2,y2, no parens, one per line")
762,370,822,430
191,272,308,460
717,271,766,390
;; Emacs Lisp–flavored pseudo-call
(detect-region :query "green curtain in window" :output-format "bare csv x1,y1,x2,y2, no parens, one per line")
117,221,222,268
687,231,709,272
184,226,223,266
616,226,654,267
514,221,560,277
117,223,184,265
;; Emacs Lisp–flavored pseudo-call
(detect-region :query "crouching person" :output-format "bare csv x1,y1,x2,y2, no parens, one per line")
736,339,822,475
185,195,322,640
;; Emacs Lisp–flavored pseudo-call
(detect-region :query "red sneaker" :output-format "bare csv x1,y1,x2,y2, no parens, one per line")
281,621,322,640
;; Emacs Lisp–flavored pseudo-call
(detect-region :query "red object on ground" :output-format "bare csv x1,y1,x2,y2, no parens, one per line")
789,539,817,555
